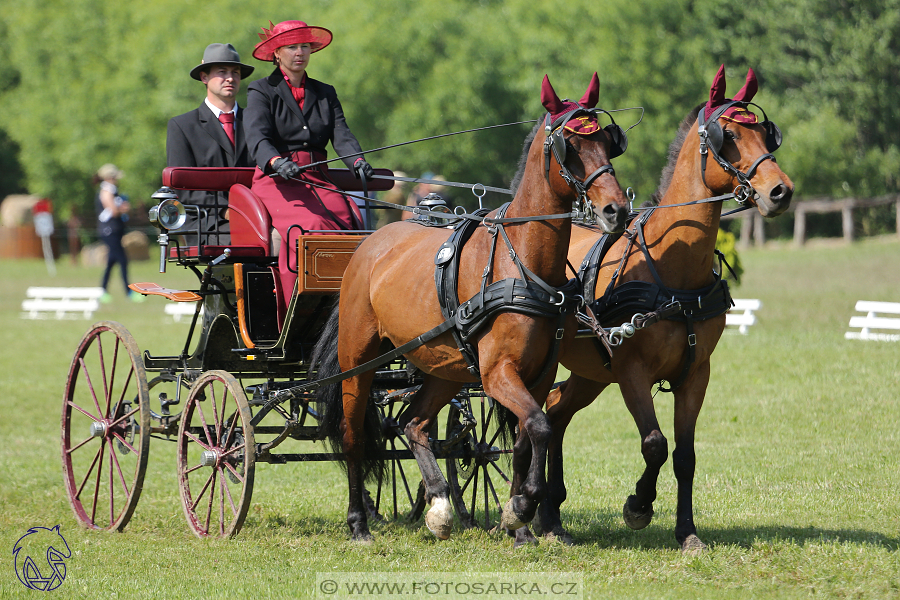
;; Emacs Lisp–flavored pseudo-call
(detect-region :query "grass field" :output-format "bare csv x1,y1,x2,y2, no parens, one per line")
1,237,899,599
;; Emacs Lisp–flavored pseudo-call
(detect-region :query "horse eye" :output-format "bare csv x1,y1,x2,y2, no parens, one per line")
723,130,736,141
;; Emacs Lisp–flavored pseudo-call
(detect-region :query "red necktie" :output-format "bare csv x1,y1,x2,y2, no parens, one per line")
218,112,235,147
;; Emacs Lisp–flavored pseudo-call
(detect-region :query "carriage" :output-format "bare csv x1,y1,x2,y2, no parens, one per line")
61,68,791,550
61,165,517,538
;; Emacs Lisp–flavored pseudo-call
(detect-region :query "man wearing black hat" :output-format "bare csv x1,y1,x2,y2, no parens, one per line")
166,43,255,243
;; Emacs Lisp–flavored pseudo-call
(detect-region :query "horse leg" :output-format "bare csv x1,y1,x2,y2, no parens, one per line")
399,376,462,540
619,376,668,531
671,360,711,555
482,363,552,534
341,369,379,542
539,374,608,544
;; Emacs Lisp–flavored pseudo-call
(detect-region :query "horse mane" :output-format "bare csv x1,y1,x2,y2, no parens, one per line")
649,102,705,205
508,118,543,195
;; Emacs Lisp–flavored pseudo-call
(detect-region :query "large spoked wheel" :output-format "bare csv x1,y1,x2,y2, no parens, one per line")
445,395,513,530
177,370,255,538
366,399,427,522
62,321,150,531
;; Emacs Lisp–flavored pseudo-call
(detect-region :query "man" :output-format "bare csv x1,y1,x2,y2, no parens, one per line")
166,43,255,243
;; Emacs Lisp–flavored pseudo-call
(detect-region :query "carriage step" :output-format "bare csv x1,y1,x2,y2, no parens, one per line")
129,282,202,302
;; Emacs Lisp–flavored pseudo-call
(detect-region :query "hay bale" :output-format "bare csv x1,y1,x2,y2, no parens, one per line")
122,230,150,261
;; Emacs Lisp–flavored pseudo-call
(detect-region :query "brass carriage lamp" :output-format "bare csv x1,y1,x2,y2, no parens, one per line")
149,187,187,273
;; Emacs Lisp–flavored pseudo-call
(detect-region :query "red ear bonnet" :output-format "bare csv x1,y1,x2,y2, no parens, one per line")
705,64,760,125
541,75,567,117
579,72,600,109
542,74,603,135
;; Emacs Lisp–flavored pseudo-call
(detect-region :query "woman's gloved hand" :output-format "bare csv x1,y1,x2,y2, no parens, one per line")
353,158,374,180
271,156,302,180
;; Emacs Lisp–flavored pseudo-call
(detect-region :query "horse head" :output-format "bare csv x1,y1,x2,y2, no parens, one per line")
537,73,630,232
696,65,793,216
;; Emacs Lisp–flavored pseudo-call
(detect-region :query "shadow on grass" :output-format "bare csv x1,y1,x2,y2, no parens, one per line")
554,508,900,551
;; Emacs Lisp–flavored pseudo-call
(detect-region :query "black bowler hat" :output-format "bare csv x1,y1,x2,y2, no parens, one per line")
190,43,255,81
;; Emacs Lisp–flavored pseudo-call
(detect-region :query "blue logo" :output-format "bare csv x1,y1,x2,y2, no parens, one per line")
12,525,71,591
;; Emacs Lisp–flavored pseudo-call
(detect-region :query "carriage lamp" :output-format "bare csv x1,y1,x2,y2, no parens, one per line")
149,187,187,273
149,188,187,231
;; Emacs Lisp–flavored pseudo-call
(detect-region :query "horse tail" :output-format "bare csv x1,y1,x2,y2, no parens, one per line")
312,298,386,484
490,399,519,452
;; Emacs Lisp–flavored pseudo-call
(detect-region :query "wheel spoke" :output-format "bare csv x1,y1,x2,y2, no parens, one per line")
485,467,503,509
210,383,221,445
108,444,116,525
191,469,216,511
67,400,100,422
205,468,217,534
184,463,206,475
184,429,214,452
112,367,135,420
219,443,245,460
221,472,238,516
108,439,132,497
222,460,245,484
108,405,140,430
96,336,109,415
107,336,120,416
79,357,105,418
111,431,138,456
469,466,479,521
67,434,96,455
75,442,104,501
219,475,226,536
91,439,106,525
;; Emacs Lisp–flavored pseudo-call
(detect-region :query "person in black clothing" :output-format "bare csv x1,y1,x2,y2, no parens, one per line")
95,163,143,303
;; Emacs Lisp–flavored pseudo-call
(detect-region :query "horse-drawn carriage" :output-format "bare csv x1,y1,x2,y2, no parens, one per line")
60,164,521,538
61,68,793,551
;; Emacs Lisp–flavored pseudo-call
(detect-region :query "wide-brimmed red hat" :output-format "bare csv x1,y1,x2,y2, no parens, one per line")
252,21,333,61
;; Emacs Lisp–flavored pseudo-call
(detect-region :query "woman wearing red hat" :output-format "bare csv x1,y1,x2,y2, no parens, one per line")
244,20,375,312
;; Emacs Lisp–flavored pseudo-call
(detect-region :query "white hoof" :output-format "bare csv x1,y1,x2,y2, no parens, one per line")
425,497,452,540
500,498,525,531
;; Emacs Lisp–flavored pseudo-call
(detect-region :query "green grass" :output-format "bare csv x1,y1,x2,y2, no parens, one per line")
1,238,899,599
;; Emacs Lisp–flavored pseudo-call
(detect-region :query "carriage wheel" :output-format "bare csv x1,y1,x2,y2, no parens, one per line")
177,371,255,538
445,395,513,530
62,321,150,531
365,399,427,522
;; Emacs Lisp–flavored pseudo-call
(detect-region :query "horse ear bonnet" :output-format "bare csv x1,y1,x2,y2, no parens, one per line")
701,65,781,154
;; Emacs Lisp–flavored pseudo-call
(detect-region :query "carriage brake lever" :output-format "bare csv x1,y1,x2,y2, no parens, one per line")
210,248,231,266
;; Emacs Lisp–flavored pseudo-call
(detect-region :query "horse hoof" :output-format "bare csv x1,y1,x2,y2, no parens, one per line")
351,532,374,545
544,528,575,546
622,495,653,530
500,498,526,531
424,497,453,540
681,534,708,556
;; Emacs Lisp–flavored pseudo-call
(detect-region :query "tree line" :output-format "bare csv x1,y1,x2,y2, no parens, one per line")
1,0,897,224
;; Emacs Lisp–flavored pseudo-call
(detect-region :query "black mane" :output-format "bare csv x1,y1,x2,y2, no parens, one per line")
508,118,543,195
650,102,704,205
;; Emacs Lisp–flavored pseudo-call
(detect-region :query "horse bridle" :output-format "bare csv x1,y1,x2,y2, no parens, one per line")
697,100,782,203
543,107,628,216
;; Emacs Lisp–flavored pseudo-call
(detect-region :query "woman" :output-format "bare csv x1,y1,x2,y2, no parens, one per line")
94,163,143,303
245,20,374,313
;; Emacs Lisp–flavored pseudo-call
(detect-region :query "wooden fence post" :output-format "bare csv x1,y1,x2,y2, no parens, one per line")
794,204,807,246
740,214,752,248
842,199,855,243
753,212,765,246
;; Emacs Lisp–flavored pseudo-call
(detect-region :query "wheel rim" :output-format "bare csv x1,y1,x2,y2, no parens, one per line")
445,395,512,530
177,371,255,538
61,321,150,531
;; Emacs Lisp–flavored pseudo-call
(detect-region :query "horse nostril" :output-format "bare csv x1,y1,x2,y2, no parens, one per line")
770,183,792,202
601,203,623,223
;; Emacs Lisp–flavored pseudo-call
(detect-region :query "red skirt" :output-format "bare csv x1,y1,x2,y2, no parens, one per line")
250,150,364,312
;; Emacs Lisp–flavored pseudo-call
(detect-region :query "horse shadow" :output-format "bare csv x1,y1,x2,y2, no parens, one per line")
556,508,900,551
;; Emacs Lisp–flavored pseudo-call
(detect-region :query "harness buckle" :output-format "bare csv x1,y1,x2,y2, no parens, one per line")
555,328,565,340
553,290,566,306
688,333,697,347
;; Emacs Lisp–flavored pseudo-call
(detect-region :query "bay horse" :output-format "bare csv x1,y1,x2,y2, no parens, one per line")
316,74,631,542
531,66,794,553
